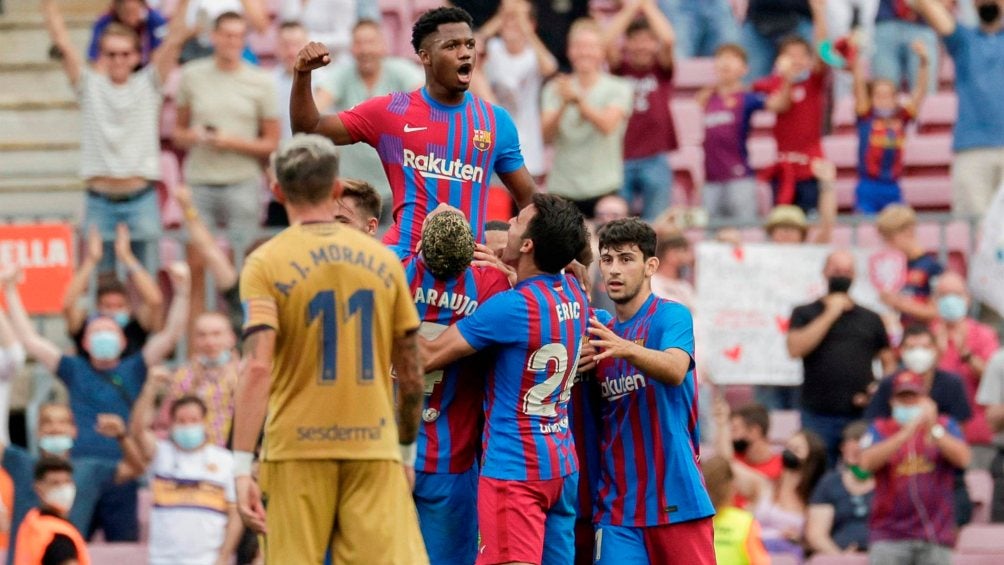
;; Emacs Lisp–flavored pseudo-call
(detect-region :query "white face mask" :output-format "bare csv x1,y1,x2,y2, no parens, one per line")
44,484,76,513
902,347,937,374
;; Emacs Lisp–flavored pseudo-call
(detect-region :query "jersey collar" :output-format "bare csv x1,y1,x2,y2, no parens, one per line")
420,87,471,112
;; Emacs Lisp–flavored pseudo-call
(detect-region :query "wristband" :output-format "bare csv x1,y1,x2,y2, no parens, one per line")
233,450,255,477
399,443,417,467
183,206,200,222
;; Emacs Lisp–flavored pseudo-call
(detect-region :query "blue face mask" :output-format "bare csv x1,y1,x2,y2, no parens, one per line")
89,330,122,360
111,311,130,328
937,294,968,322
38,435,74,456
892,404,922,426
171,424,206,450
793,70,811,83
874,107,896,119
198,350,232,368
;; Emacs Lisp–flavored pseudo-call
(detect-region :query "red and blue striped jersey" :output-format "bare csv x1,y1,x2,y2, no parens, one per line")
594,295,714,527
404,256,511,474
457,272,590,481
856,107,914,183
570,308,613,521
338,88,525,256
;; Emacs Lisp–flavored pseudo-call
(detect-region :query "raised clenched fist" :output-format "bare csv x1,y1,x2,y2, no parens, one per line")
294,42,332,73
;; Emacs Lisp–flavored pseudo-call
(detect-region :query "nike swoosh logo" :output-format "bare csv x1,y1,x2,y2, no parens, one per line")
403,124,427,133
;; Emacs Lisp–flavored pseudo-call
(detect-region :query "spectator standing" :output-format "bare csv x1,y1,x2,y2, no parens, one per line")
872,0,940,93
42,0,189,270
860,371,971,565
805,421,875,554
742,0,817,81
703,455,771,565
182,0,269,63
2,263,190,542
528,0,592,72
602,0,678,221
752,0,830,214
274,22,320,140
658,0,739,58
650,231,695,309
279,0,381,64
876,204,945,325
481,0,557,179
316,20,425,207
12,459,89,565
699,44,791,222
131,372,242,565
852,41,929,213
173,11,279,233
63,226,164,359
931,272,1000,456
0,308,25,447
975,349,1004,520
88,0,168,66
787,250,896,465
914,0,1004,216
542,18,633,217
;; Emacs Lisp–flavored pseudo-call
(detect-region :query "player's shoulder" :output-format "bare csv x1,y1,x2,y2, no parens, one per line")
470,263,511,287
245,226,295,263
652,296,693,320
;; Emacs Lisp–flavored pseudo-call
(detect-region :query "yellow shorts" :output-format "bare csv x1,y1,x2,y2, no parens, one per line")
259,459,428,565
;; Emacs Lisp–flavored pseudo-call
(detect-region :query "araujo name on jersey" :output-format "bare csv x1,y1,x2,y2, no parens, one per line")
413,287,478,316
403,149,486,183
600,373,648,401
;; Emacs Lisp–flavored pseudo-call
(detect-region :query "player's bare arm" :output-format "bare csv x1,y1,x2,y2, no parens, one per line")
232,327,275,534
290,41,353,144
392,329,424,445
420,325,476,372
587,317,691,386
497,167,536,210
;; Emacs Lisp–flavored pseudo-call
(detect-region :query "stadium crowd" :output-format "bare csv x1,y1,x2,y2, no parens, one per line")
0,0,1004,563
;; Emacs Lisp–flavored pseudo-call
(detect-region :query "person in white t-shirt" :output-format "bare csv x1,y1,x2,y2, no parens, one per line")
0,307,25,447
130,368,241,565
480,0,557,178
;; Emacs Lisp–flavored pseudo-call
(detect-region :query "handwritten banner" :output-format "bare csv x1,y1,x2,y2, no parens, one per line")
0,224,74,314
969,184,1004,316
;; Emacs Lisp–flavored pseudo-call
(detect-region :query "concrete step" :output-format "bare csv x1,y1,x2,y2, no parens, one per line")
0,21,91,65
0,141,80,177
0,102,80,144
0,187,84,220
0,63,76,104
1,0,109,18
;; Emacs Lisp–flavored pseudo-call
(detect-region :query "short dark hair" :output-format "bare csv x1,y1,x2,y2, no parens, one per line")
214,11,245,31
422,211,475,280
524,194,588,274
625,18,652,37
353,18,382,34
170,395,208,419
715,43,747,64
902,323,935,344
485,220,510,233
842,420,869,442
34,456,73,482
778,35,811,57
411,7,474,53
278,20,305,33
96,274,127,300
656,233,690,260
340,179,382,221
733,403,770,437
271,135,340,205
597,218,657,260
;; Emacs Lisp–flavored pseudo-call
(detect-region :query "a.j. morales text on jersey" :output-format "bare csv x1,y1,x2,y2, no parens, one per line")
272,244,398,297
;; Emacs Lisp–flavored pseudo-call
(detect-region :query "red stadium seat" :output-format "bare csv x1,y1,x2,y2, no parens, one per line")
822,134,858,176
917,92,958,133
939,56,955,91
723,384,754,410
834,177,856,211
832,96,856,134
671,99,704,147
748,137,777,171
768,410,800,445
903,133,953,174
674,58,717,96
850,223,883,248
670,146,704,205
965,469,993,525
901,175,952,211
380,0,413,57
750,110,775,137
956,524,1004,554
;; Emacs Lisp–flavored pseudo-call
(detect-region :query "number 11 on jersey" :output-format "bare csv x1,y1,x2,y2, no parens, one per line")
306,289,375,384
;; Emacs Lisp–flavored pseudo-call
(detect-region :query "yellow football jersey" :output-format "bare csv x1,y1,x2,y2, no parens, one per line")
240,223,420,462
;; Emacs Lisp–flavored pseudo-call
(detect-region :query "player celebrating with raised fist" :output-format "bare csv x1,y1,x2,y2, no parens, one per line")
291,7,536,257
588,219,715,565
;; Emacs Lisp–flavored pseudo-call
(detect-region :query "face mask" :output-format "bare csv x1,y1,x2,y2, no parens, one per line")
978,2,1001,24
793,69,810,83
38,435,74,456
781,449,802,470
43,484,76,513
874,107,895,119
828,276,853,294
732,439,750,455
937,294,968,322
892,404,923,425
111,311,130,328
171,424,206,450
89,330,122,361
902,347,937,374
848,464,873,481
198,350,232,368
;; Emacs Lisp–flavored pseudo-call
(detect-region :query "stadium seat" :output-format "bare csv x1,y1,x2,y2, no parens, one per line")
723,384,754,410
939,56,955,91
671,98,704,147
821,134,858,176
832,96,856,134
917,92,958,133
849,223,883,247
807,553,869,565
673,58,716,96
956,524,1004,554
768,410,800,445
380,0,413,57
965,469,993,524
138,486,153,542
750,110,775,137
903,133,953,175
952,554,1004,565
748,137,777,171
769,553,802,565
670,146,704,205
901,175,953,211
87,543,148,561
834,177,856,211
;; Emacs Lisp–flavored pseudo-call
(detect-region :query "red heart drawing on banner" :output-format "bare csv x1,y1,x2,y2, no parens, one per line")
723,345,742,362
775,316,790,333
732,246,745,261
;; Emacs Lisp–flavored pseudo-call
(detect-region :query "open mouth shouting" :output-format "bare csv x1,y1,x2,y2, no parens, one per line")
457,62,473,86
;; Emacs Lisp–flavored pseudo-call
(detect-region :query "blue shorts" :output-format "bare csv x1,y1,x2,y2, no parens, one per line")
594,518,715,565
855,177,903,214
414,464,479,565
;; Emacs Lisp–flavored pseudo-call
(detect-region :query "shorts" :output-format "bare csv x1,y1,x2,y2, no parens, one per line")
594,518,715,565
855,177,903,214
414,465,479,565
259,459,428,565
191,178,262,230
477,473,578,565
